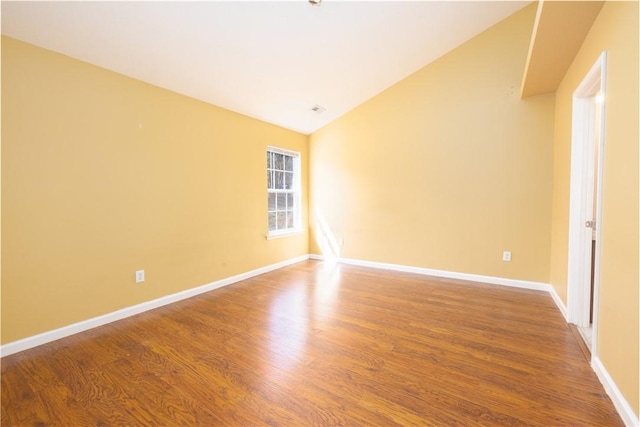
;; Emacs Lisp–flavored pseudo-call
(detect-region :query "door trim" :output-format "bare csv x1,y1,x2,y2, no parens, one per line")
567,51,607,357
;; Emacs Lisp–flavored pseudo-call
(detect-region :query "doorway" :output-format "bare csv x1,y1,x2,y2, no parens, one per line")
567,52,606,356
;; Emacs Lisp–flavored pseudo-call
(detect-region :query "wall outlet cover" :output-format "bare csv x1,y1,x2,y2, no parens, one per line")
135,270,145,283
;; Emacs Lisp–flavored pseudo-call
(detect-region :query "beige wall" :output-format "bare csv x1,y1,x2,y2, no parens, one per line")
549,1,639,416
1,37,309,344
309,5,555,283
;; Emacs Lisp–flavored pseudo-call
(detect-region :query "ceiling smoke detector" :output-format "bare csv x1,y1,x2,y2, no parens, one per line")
311,104,326,113
309,0,322,6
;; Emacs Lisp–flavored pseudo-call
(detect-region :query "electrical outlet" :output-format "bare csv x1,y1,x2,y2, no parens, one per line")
135,270,145,283
502,251,512,262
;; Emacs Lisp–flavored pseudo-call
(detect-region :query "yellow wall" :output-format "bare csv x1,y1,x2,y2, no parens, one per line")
1,36,309,344
3,4,637,417
549,1,639,416
309,5,555,283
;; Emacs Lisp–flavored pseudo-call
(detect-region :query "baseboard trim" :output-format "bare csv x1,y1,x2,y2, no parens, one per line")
592,357,640,427
0,254,310,358
312,256,572,321
548,286,568,321
311,254,552,292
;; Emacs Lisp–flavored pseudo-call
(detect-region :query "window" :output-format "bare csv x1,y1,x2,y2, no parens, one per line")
267,147,301,236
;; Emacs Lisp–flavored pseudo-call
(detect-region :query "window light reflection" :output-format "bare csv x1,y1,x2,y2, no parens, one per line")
314,209,341,263
268,286,308,373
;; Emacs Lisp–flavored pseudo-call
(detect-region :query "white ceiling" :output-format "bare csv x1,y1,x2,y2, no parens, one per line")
1,1,529,135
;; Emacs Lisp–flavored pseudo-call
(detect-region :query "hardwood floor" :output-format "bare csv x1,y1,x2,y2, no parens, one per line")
1,260,623,426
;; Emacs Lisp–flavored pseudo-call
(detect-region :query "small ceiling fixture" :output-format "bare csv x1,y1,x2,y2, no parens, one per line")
309,0,322,6
311,104,326,113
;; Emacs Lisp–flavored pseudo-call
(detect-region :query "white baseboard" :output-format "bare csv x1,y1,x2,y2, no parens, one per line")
548,286,568,321
311,254,552,292
0,254,310,358
592,357,640,426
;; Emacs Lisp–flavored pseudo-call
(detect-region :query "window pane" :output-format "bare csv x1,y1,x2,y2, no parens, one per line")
268,212,276,231
274,153,284,170
268,193,276,211
277,211,286,229
276,193,287,211
267,149,300,235
286,210,294,228
284,172,293,190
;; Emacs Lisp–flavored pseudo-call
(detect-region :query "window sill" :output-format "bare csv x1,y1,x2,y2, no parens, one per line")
266,229,304,240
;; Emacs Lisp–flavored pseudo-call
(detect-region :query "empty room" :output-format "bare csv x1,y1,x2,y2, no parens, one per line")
1,0,638,425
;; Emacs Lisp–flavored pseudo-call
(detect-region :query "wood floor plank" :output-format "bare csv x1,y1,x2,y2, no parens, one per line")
1,260,624,426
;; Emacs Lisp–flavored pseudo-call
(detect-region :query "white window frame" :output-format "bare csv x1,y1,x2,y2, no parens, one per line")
267,146,301,238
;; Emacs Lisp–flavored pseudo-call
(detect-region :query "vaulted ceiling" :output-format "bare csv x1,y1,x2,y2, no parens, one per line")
2,1,530,134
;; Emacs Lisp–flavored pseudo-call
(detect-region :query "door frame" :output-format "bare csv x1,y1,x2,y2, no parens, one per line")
566,51,607,356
